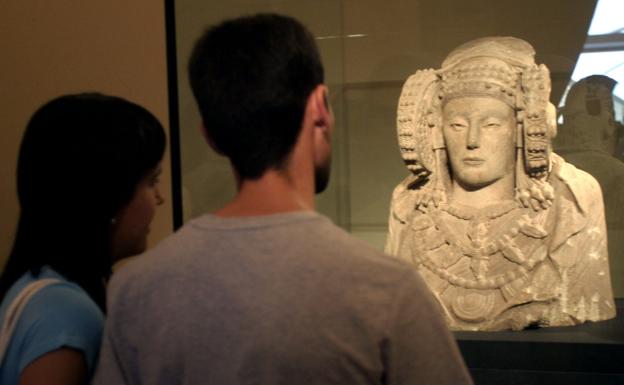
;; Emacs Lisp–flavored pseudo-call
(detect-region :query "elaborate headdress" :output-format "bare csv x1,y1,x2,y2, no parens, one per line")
397,37,556,209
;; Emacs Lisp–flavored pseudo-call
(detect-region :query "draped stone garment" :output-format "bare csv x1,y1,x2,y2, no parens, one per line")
386,154,616,331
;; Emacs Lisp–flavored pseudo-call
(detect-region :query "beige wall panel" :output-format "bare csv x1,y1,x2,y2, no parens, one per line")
0,1,172,269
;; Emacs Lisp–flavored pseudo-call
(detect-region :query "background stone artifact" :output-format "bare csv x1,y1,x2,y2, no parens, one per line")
554,75,624,298
386,37,616,331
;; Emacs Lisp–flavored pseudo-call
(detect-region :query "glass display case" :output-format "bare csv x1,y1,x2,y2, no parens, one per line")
165,0,624,382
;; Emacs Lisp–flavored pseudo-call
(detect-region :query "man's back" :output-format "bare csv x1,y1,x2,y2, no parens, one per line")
94,211,471,385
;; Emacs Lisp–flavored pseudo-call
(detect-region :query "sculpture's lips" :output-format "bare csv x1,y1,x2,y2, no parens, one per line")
463,157,485,165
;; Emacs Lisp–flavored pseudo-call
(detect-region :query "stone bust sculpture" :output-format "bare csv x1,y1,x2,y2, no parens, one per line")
385,37,616,331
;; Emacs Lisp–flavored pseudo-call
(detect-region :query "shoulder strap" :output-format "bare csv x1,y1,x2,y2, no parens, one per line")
0,278,62,365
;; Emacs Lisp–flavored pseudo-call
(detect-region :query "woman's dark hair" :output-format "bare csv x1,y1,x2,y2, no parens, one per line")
0,93,166,310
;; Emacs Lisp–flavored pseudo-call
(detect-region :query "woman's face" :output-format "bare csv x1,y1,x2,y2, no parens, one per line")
111,163,164,261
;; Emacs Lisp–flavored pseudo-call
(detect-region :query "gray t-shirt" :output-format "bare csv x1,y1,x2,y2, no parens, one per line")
93,211,472,385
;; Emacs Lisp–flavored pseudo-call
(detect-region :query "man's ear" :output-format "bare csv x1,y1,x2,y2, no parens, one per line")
200,124,224,155
311,84,331,130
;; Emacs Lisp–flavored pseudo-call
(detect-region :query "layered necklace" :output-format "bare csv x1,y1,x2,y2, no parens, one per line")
418,200,550,290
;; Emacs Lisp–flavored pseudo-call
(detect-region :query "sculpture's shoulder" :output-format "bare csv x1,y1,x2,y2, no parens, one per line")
386,176,439,258
547,154,615,322
551,152,603,215
389,175,419,223
547,152,606,253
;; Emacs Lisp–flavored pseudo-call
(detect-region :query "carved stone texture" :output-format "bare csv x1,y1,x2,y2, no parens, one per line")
386,37,616,331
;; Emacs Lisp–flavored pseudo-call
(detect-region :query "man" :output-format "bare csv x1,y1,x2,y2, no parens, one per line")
93,13,472,385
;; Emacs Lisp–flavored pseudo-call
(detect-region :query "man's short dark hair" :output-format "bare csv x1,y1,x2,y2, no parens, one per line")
188,13,324,179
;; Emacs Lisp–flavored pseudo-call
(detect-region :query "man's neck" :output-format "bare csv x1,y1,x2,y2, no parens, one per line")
214,169,315,217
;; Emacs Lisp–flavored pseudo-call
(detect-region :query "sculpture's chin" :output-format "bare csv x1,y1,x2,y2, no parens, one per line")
452,174,500,192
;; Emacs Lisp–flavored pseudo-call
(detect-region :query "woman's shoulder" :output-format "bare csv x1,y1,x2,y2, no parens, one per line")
11,273,104,372
4,269,102,342
25,279,104,327
2,268,102,326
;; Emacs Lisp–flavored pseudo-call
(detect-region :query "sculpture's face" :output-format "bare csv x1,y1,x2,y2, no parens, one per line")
442,97,516,189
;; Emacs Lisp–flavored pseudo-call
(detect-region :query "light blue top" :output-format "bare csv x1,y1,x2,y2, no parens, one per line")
0,266,104,385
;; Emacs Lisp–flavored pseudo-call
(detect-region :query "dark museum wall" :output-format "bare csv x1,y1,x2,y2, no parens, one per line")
0,1,173,269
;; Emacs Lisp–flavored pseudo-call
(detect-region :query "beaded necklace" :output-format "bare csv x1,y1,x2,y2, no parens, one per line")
417,201,550,290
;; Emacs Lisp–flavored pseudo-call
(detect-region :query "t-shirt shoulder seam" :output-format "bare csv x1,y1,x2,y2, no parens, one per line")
188,212,328,231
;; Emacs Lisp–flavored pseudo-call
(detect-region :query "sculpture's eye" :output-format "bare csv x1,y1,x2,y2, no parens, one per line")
449,121,467,130
483,119,502,129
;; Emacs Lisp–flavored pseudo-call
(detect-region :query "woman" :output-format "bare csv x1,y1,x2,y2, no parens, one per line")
0,93,166,384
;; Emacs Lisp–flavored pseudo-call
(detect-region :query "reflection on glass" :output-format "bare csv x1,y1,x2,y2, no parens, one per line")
555,0,624,297
570,52,624,100
555,75,624,297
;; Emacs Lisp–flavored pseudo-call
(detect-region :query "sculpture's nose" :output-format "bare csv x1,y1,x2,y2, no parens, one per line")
466,123,480,149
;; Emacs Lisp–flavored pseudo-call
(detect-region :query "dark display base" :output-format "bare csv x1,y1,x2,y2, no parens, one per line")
455,299,624,385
